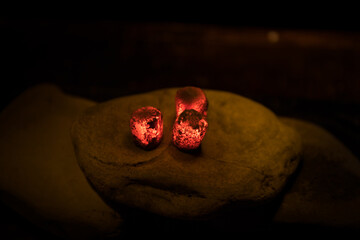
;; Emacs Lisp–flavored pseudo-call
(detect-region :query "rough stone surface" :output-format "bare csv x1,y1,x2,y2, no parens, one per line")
3,85,358,236
71,88,302,219
275,118,360,228
0,85,123,239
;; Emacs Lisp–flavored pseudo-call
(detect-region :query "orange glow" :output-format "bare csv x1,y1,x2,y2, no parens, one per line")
175,87,208,118
130,106,163,150
172,109,208,151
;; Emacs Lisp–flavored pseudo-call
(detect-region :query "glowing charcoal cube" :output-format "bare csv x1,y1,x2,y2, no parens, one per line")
130,106,163,150
172,109,208,151
175,87,208,118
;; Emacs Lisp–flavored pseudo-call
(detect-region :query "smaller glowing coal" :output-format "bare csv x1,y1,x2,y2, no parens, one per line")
130,106,163,150
175,86,208,118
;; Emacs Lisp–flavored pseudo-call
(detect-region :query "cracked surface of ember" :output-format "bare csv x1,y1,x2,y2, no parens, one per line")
173,109,208,150
175,86,208,118
130,106,163,150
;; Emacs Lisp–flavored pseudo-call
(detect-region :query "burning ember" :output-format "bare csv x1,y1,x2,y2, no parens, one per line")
173,87,209,151
175,86,208,118
172,109,208,150
130,106,163,150
129,87,208,151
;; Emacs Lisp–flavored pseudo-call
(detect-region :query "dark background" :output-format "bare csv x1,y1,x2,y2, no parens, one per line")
0,17,359,238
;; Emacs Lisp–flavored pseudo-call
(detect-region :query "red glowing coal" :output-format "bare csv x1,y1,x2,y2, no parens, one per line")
129,87,208,151
172,109,208,151
175,87,208,118
130,106,163,150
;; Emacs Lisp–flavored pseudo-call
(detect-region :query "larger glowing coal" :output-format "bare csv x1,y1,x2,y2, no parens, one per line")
172,109,208,151
130,106,163,150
